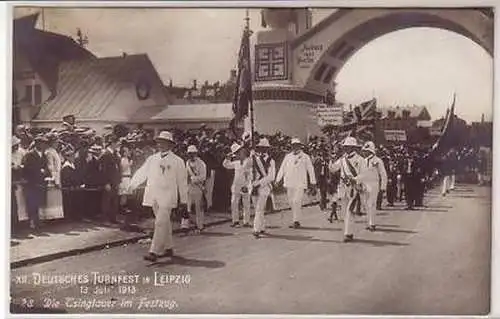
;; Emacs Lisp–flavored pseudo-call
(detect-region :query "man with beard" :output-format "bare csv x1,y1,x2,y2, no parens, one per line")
129,131,188,262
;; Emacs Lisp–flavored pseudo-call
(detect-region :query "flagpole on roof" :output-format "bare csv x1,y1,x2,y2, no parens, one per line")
245,9,255,150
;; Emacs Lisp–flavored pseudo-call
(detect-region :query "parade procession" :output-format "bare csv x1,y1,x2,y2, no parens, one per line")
9,6,493,316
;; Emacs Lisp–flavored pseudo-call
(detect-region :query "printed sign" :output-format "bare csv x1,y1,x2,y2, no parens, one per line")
313,103,344,126
255,43,288,81
297,43,324,69
384,130,407,141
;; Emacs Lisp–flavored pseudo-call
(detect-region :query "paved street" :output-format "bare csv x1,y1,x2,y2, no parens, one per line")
10,185,490,315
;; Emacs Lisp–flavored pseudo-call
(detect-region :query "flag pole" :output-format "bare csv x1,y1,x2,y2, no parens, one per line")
245,9,255,150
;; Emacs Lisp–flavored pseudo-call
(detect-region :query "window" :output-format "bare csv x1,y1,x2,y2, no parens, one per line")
402,110,410,119
313,63,328,81
34,84,42,105
25,85,33,104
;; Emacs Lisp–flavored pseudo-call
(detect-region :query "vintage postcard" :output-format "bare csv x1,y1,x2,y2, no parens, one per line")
8,3,494,316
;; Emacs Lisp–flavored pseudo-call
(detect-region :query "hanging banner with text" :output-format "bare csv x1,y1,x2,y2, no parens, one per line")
384,130,407,142
313,103,344,126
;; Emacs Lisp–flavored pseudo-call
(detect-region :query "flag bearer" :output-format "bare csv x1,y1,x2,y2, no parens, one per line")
251,138,276,238
329,137,366,242
186,145,207,232
275,138,317,229
360,141,387,231
223,143,253,228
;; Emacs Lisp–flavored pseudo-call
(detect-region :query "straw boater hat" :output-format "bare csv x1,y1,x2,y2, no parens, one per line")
88,144,103,155
342,137,359,147
290,138,302,145
257,138,271,148
187,145,198,153
34,135,49,144
155,131,175,143
362,141,376,154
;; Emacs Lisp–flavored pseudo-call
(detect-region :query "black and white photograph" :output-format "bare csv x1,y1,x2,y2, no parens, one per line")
7,3,495,316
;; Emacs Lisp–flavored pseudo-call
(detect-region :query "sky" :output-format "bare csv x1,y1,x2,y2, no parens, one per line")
13,7,493,123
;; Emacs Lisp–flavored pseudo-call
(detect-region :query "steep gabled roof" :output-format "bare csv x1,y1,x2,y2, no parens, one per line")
378,105,430,120
13,13,96,93
35,54,168,122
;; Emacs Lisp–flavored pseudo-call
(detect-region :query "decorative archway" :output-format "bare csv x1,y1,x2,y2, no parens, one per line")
292,8,493,94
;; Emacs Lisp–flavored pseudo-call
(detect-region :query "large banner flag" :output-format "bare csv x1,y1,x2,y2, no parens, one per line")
431,93,456,153
336,98,377,142
230,24,253,140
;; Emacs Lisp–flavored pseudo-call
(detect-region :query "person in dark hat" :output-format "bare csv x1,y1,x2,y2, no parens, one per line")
60,144,80,221
22,135,51,230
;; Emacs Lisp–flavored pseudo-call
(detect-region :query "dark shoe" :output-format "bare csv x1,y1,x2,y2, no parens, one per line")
259,230,266,234
366,225,376,232
343,234,354,242
289,221,301,229
405,206,414,210
242,223,252,228
160,249,174,258
230,222,240,228
143,253,158,262
253,232,261,239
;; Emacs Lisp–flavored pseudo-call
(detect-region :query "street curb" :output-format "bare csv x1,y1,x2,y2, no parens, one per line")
10,201,320,269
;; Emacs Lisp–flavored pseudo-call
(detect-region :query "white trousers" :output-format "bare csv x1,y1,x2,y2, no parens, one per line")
204,170,215,209
188,186,204,229
340,196,353,236
150,203,173,255
231,192,251,224
362,185,378,227
450,174,456,190
442,175,451,194
287,187,305,223
253,186,271,232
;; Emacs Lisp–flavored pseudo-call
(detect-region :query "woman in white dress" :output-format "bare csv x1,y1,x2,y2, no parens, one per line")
119,146,134,208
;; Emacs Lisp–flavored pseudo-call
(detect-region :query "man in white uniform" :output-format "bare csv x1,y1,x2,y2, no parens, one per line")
186,145,207,232
329,137,366,242
129,131,188,262
251,138,276,238
360,141,388,231
275,138,317,229
223,143,253,227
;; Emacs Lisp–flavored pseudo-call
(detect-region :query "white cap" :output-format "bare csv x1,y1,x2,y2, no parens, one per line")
291,138,301,145
362,141,376,154
88,144,103,154
230,143,243,154
257,138,271,148
155,131,175,143
342,136,359,147
187,145,198,153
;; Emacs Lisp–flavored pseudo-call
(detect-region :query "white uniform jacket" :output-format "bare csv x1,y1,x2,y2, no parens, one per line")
329,152,367,197
223,157,254,194
130,151,188,208
360,154,388,192
276,151,317,189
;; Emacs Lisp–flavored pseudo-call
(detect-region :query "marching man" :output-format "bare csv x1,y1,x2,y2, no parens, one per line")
329,137,366,242
251,137,276,238
129,131,188,262
223,142,253,228
360,141,387,231
186,145,207,233
275,138,317,229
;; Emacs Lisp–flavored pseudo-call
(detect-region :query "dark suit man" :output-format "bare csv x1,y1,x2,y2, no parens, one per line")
100,141,121,223
385,157,398,206
22,136,51,229
81,145,103,219
403,153,418,210
60,145,80,220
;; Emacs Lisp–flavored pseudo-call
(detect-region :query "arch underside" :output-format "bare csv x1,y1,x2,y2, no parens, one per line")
306,11,493,89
